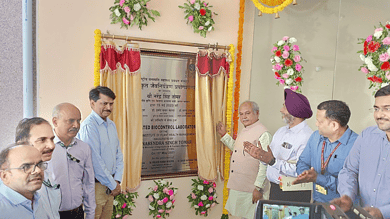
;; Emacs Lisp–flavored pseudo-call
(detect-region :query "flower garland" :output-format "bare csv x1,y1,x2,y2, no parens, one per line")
232,0,245,140
221,44,235,219
109,0,160,30
271,36,305,93
146,179,177,219
251,0,293,18
358,22,390,92
187,178,218,216
178,0,217,38
112,191,139,218
94,29,102,87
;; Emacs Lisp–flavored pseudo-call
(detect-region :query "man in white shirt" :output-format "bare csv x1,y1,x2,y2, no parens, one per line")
244,89,313,202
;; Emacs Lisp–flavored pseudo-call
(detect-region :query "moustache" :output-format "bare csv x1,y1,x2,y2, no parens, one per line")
28,174,43,182
42,148,54,154
377,118,389,121
68,127,79,132
104,110,111,113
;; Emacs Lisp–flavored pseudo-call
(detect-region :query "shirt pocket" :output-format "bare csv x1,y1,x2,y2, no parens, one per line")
327,156,346,176
276,144,294,161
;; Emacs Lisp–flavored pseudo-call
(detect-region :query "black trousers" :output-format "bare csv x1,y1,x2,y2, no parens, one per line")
59,205,84,219
270,182,311,203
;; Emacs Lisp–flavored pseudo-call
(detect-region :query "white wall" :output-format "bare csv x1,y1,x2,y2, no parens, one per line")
37,0,255,218
249,0,390,135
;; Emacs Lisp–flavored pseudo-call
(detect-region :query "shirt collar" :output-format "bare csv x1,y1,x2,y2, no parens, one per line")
91,110,112,125
373,126,388,140
244,120,261,129
287,120,307,134
0,183,40,206
53,131,77,148
320,127,353,145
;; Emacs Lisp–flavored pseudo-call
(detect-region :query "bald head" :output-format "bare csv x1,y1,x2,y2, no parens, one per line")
52,103,81,146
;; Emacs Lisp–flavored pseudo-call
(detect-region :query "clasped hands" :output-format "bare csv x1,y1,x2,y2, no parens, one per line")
243,141,274,164
111,181,121,196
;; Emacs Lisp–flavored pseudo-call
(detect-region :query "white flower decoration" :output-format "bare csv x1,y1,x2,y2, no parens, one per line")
166,201,172,208
153,193,160,199
197,185,204,191
381,83,389,88
277,40,285,46
374,31,383,39
365,56,373,65
289,37,297,43
360,54,366,62
174,189,178,195
149,205,155,210
284,86,290,89
160,180,167,185
113,200,119,206
286,79,293,85
114,8,121,17
194,3,200,10
205,20,210,26
272,69,276,72
200,195,207,200
194,205,199,208
208,26,213,32
287,68,294,75
206,204,211,208
134,3,141,11
368,64,378,72
274,56,281,63
387,48,390,56
213,193,217,198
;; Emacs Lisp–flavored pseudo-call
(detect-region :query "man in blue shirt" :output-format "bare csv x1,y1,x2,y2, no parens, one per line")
0,142,51,218
293,100,358,203
78,86,124,219
332,85,390,219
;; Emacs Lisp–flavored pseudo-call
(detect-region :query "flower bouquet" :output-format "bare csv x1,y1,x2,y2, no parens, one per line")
146,179,177,219
271,36,305,93
187,178,218,216
358,22,390,92
178,0,217,38
109,0,160,30
112,191,139,219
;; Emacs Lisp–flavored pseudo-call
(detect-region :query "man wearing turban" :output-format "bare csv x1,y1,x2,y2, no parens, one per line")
244,89,313,202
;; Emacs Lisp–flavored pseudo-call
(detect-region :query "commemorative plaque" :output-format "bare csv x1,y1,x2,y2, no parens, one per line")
141,51,197,177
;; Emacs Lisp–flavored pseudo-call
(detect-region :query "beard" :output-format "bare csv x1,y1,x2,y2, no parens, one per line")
282,113,294,125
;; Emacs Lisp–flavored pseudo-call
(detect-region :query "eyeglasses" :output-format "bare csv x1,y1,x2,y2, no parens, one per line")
3,161,48,174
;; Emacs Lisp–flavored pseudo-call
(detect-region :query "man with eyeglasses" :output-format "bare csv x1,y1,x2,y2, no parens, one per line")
15,117,61,218
49,103,95,219
0,142,51,218
331,85,390,219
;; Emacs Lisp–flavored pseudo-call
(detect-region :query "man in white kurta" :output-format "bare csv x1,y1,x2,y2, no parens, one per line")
217,101,271,219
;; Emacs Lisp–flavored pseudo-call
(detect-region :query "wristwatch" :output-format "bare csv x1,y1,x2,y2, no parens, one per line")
268,157,276,166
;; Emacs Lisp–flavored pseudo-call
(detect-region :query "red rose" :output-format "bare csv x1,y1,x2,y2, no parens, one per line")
200,9,206,16
275,50,282,57
363,41,368,56
368,41,380,53
295,77,302,82
367,77,374,82
381,62,390,71
275,72,281,78
284,59,293,67
374,76,383,83
386,24,390,29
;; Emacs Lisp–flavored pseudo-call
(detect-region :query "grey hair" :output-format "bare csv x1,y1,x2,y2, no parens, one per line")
240,100,260,114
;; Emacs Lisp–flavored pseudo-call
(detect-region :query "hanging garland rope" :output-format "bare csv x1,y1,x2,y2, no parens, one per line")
221,0,245,217
221,44,235,219
251,0,294,18
94,29,102,87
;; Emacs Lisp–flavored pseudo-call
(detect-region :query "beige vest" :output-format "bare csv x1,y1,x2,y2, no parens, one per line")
227,120,268,193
